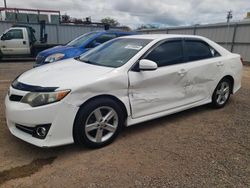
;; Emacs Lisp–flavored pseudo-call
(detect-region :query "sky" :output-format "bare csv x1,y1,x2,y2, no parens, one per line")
1,0,250,28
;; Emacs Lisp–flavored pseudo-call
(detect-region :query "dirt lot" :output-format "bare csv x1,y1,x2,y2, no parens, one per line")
0,62,249,188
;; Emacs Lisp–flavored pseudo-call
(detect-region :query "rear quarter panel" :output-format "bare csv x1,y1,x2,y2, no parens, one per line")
220,53,242,94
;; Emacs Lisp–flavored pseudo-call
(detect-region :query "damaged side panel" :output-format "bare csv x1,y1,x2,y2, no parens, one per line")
128,58,222,119
64,71,131,117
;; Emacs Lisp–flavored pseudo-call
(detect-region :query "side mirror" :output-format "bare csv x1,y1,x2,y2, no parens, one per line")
1,34,6,41
1,33,11,41
139,59,158,71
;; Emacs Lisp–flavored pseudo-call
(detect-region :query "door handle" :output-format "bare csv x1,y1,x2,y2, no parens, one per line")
2,45,6,48
23,41,26,45
216,61,223,66
178,69,187,76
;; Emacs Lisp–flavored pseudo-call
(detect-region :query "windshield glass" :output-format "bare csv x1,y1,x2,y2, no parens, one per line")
67,32,98,47
79,38,152,68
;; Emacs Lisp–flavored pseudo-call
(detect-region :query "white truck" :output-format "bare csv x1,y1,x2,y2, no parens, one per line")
0,24,57,61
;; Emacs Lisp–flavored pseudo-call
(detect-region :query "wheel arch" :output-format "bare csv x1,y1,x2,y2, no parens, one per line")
79,94,129,119
222,75,234,94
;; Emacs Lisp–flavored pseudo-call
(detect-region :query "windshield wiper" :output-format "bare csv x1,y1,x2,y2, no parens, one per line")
79,58,96,65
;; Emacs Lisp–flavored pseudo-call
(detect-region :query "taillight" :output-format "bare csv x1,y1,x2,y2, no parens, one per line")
240,57,243,64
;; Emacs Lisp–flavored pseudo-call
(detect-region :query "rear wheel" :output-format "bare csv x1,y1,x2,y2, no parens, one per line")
211,78,232,108
73,97,125,148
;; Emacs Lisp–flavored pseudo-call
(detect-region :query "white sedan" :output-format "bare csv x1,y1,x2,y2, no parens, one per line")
5,34,242,148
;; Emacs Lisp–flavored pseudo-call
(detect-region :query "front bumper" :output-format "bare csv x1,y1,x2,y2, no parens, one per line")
5,87,79,147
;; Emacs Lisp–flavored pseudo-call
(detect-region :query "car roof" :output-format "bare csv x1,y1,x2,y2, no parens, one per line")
121,34,205,40
93,30,137,35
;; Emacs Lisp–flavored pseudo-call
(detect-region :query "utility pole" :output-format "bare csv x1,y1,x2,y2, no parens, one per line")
227,10,233,23
226,10,233,50
4,0,7,8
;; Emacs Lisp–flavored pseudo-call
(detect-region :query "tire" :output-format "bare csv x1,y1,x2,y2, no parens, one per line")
73,97,125,148
211,78,232,108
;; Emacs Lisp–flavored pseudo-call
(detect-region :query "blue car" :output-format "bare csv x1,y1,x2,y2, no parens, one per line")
35,30,136,67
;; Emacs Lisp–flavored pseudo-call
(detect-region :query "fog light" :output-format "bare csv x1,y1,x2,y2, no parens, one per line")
36,127,47,137
33,124,51,139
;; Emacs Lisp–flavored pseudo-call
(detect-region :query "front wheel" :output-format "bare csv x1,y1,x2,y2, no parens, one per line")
211,78,232,108
73,98,125,148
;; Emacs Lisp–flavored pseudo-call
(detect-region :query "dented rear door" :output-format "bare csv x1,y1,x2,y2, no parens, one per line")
182,39,223,102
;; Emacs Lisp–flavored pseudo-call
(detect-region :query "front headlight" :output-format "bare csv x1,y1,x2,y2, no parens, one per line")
21,90,70,107
45,53,65,63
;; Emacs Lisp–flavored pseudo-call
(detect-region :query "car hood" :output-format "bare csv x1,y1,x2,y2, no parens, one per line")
38,45,84,57
17,58,115,90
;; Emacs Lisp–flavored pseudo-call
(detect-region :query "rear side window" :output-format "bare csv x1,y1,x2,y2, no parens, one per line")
185,40,213,61
145,40,183,67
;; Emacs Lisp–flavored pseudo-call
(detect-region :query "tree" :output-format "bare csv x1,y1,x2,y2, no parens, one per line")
61,13,70,23
122,26,132,31
101,17,120,27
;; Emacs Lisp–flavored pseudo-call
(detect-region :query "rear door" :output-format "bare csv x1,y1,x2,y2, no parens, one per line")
182,38,223,102
128,39,192,118
0,28,30,55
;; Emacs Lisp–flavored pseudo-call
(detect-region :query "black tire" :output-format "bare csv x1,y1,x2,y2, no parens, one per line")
211,78,232,108
73,97,125,148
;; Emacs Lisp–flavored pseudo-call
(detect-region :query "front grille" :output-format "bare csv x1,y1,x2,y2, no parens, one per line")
16,124,35,135
9,94,23,102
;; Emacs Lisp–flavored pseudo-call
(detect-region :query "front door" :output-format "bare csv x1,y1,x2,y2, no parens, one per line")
128,39,191,118
0,28,30,55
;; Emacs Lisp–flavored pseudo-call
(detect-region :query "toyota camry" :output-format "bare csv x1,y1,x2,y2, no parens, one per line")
5,34,242,148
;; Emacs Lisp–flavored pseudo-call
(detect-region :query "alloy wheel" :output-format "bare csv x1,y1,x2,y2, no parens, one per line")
84,106,119,143
215,81,230,105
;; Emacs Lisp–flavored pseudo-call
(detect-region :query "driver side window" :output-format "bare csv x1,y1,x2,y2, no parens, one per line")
145,40,184,67
2,29,23,40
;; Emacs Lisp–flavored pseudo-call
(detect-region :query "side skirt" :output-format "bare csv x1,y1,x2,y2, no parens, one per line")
126,98,211,126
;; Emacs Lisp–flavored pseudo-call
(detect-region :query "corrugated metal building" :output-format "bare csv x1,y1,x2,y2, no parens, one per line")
138,21,250,62
0,21,126,45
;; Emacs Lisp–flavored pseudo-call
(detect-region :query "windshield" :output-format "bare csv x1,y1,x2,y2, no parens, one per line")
67,32,98,47
79,38,152,68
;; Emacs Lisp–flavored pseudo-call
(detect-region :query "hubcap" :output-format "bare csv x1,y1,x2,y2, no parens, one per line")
85,106,118,143
216,81,230,105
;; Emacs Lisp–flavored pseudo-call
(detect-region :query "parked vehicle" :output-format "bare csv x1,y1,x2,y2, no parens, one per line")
34,30,136,67
5,34,242,148
0,22,57,60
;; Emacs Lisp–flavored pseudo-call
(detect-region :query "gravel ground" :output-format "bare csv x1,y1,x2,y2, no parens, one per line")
0,62,249,188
